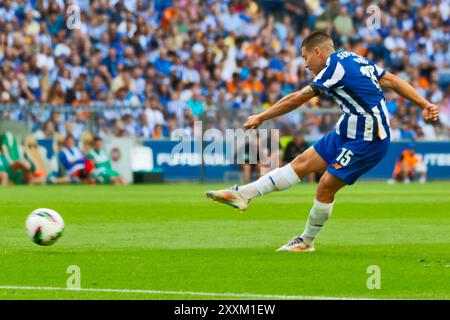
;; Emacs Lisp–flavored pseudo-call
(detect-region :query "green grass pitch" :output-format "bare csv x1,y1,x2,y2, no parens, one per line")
0,182,449,300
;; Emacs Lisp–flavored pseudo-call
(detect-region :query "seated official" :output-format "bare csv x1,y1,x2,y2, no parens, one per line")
86,137,124,185
390,144,427,184
58,135,93,183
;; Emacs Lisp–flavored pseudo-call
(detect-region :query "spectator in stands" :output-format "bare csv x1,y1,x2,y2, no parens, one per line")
283,130,308,164
144,96,165,135
333,5,355,44
122,114,137,137
152,124,168,140
47,81,66,105
186,89,204,118
390,117,402,141
400,120,417,140
282,130,318,182
384,28,407,70
33,121,56,140
385,90,398,116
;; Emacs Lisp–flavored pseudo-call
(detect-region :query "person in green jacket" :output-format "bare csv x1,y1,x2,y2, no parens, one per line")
0,132,31,184
86,137,124,185
0,151,9,186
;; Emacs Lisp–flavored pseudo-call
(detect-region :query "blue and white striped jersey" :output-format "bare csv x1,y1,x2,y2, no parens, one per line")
311,50,390,141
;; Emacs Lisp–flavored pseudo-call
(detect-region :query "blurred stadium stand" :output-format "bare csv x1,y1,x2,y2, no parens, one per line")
0,0,449,184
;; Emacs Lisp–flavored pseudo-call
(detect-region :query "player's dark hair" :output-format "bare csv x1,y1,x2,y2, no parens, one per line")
93,136,103,142
301,31,334,50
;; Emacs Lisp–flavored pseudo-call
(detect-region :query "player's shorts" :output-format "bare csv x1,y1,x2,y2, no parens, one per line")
313,131,390,185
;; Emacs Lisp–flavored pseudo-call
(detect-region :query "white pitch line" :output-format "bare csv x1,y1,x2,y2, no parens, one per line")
0,286,375,300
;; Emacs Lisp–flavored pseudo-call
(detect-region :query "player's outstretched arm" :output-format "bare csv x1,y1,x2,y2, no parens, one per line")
244,85,320,129
379,72,439,122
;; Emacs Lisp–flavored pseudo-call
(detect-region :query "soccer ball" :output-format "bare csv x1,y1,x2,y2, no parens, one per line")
25,208,64,246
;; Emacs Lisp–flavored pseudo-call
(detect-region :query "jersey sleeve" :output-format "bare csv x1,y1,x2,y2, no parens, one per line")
369,60,385,80
311,55,345,91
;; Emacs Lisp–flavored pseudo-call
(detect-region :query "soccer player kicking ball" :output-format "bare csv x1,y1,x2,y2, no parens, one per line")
205,32,439,252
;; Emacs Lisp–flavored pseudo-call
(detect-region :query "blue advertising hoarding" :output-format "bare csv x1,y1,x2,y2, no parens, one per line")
143,140,450,181
364,141,450,180
143,140,238,180
37,139,450,181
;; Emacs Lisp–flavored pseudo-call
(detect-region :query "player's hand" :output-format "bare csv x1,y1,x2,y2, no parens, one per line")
244,115,264,129
422,103,439,122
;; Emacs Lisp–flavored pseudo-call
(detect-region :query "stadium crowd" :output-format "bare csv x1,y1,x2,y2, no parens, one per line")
0,0,449,145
